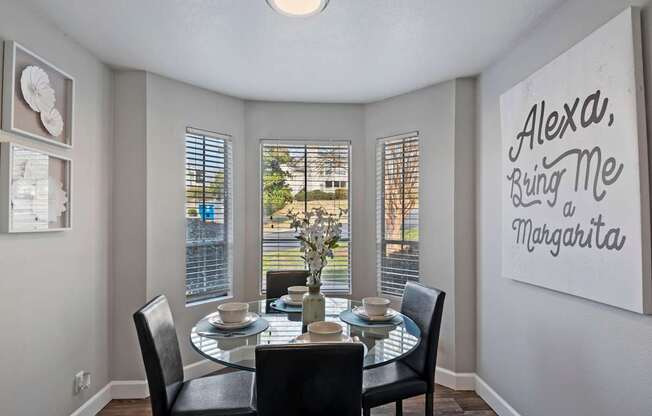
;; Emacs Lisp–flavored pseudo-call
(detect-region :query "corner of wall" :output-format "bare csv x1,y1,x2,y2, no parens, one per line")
110,70,149,381
452,77,478,373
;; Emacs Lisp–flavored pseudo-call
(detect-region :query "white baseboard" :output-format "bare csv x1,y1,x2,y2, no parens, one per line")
435,366,476,390
474,375,522,416
70,360,219,415
106,359,220,400
69,383,112,416
434,368,521,416
72,364,520,416
110,380,149,399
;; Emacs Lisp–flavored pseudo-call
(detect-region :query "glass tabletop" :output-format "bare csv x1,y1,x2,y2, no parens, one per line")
190,297,421,371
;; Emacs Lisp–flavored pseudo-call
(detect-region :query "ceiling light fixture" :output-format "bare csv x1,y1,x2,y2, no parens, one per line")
266,0,329,17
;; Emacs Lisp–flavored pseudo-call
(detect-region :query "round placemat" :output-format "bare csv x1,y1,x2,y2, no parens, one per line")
195,315,269,339
339,309,403,328
270,298,302,313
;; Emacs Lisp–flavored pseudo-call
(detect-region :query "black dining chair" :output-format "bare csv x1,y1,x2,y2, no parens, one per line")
133,295,256,416
362,282,446,416
265,270,310,300
255,343,364,416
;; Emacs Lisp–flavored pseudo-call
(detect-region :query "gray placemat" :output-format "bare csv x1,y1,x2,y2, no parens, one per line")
196,315,269,339
339,309,403,328
270,298,302,313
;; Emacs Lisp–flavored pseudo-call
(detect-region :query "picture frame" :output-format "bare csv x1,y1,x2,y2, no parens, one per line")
0,141,72,232
2,41,74,148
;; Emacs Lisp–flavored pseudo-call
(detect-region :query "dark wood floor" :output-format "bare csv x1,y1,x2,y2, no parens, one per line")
98,384,496,415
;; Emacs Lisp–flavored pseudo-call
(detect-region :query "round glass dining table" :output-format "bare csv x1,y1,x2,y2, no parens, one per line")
190,297,421,371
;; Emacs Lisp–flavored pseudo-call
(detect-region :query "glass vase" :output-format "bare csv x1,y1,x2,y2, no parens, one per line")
302,283,325,327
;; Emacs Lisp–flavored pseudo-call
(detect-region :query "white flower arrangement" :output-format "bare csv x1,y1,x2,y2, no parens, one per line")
288,207,347,287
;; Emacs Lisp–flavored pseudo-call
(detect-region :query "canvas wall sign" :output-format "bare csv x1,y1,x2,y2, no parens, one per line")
500,7,651,313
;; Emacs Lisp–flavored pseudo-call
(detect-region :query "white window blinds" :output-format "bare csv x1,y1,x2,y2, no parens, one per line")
376,132,420,297
185,129,233,303
261,141,351,294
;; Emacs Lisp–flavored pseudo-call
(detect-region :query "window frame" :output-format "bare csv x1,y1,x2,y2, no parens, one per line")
376,131,420,298
184,127,234,305
259,138,353,295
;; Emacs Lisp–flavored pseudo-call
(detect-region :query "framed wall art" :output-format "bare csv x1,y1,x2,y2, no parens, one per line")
0,142,72,232
500,8,651,313
2,41,74,148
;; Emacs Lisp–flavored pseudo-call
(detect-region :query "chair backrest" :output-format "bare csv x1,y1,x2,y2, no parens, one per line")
255,343,364,416
265,270,309,300
400,282,446,392
133,295,184,416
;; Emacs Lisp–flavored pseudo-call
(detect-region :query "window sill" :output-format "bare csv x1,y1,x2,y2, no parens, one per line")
186,294,234,308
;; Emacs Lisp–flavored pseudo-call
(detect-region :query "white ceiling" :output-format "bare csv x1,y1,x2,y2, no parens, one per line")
25,0,564,103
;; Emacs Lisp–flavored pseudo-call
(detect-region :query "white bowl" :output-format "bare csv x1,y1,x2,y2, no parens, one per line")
362,297,391,317
287,285,308,303
217,302,249,323
307,321,343,342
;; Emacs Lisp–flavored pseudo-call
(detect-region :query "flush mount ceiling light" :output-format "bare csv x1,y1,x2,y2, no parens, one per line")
266,0,329,17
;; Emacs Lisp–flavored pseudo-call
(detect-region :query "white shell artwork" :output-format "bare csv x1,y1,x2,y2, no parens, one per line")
20,65,55,113
40,107,64,137
48,176,68,222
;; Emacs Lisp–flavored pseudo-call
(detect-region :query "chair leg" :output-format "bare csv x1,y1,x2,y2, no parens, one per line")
363,406,371,416
425,392,434,416
395,399,403,416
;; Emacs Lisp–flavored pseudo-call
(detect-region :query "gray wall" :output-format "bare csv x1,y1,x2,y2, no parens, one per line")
365,80,476,373
0,0,114,414
112,71,148,380
453,78,477,373
111,72,246,379
477,0,652,414
110,84,374,375
145,73,246,370
111,77,477,378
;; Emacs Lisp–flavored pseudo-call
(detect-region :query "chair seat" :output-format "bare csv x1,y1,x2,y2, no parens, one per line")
171,371,257,416
362,361,427,408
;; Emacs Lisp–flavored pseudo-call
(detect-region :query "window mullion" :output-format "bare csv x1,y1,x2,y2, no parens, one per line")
304,145,308,214
401,138,406,244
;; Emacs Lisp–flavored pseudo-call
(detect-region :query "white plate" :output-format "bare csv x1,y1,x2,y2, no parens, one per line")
280,294,303,306
293,334,369,354
208,312,259,330
294,333,353,343
352,306,399,322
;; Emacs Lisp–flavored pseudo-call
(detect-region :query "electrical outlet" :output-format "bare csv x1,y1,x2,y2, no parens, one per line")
74,371,91,394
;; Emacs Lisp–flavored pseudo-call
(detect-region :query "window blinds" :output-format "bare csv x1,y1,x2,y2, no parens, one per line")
261,141,351,294
376,133,420,297
185,129,233,303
